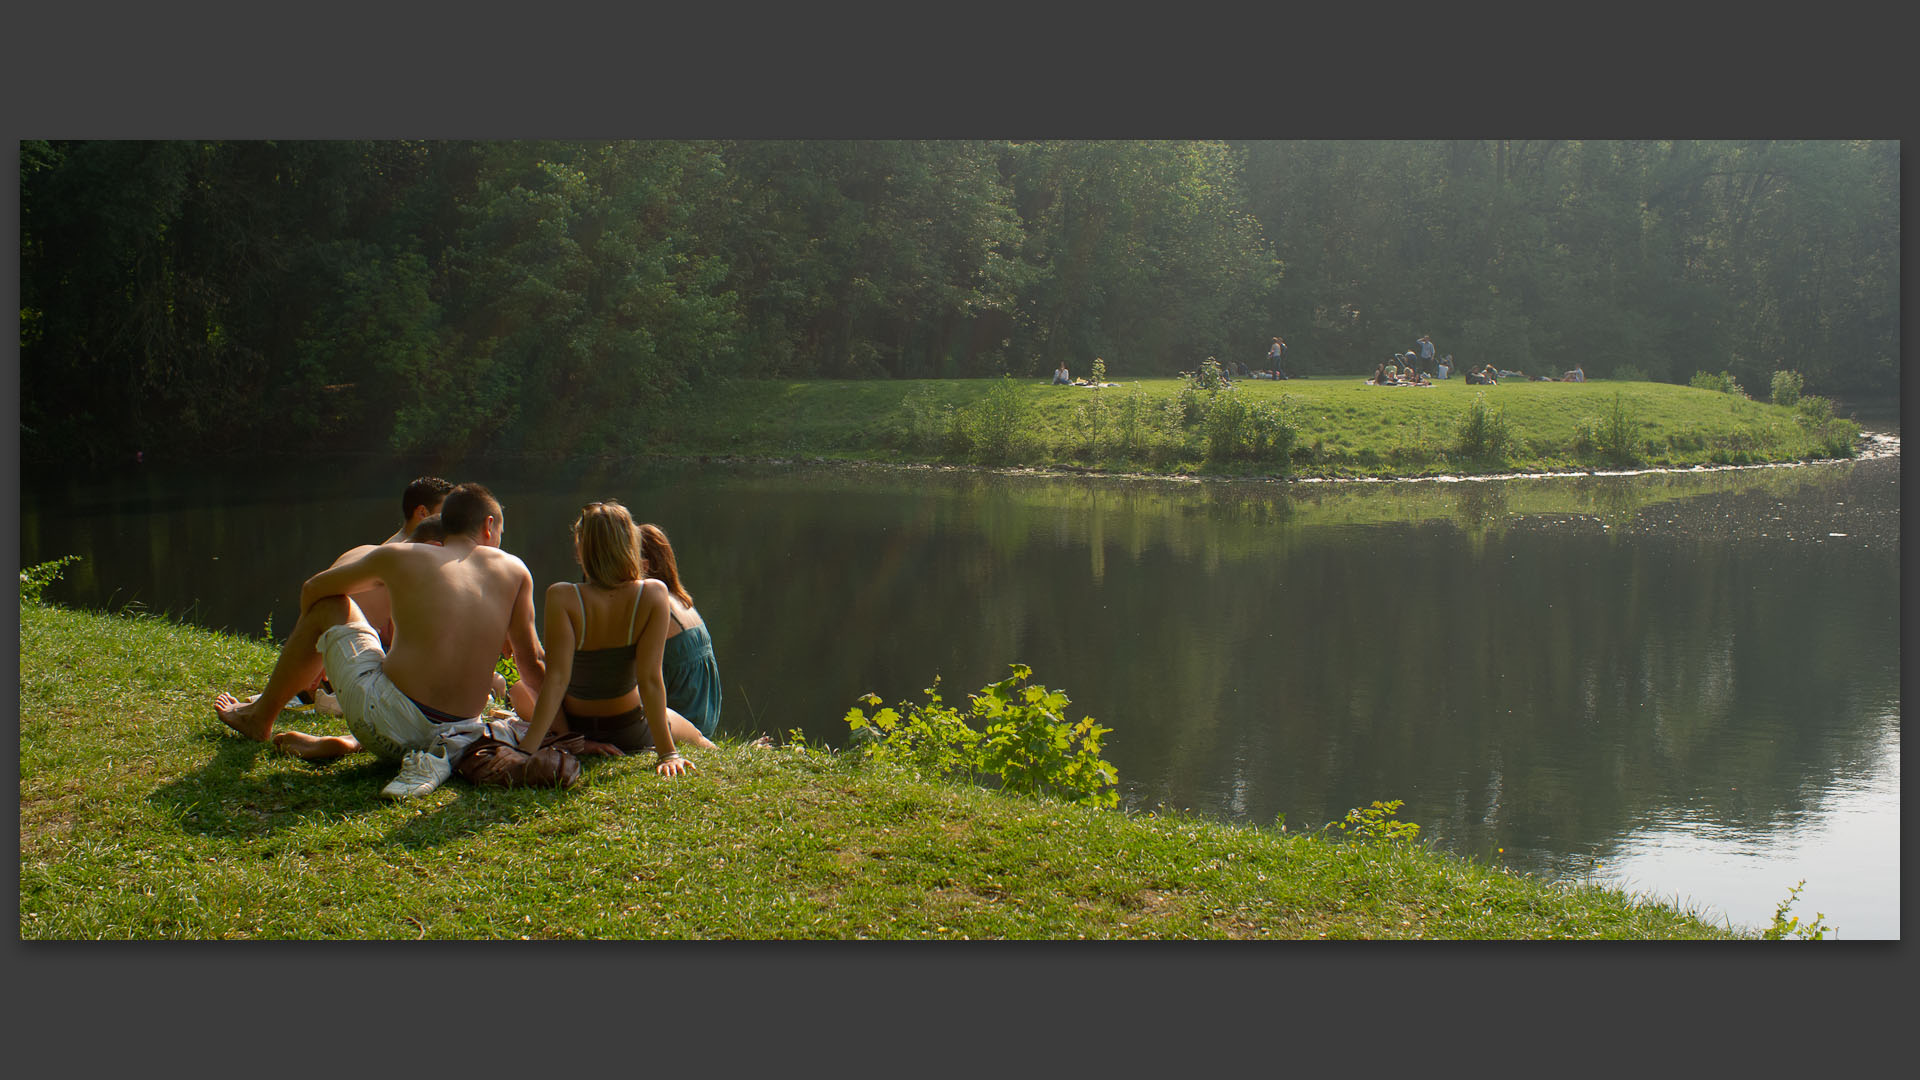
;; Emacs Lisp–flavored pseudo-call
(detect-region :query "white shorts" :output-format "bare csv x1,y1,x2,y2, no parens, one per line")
316,621,439,762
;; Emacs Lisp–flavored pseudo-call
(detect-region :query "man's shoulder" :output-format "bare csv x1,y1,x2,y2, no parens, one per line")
331,543,383,567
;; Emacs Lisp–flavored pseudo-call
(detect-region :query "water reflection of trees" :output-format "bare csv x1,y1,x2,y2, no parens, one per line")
682,462,1896,872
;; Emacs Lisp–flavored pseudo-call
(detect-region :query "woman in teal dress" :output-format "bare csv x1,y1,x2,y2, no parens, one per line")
638,523,724,738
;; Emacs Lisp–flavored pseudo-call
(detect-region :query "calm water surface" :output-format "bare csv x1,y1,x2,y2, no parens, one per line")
21,450,1900,938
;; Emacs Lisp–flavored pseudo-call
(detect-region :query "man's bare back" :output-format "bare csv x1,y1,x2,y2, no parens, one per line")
301,531,541,720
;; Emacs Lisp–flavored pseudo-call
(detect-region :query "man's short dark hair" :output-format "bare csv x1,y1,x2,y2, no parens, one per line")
402,477,456,522
440,484,503,537
407,514,449,544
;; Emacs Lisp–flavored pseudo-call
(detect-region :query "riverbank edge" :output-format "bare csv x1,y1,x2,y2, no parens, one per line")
19,599,1753,940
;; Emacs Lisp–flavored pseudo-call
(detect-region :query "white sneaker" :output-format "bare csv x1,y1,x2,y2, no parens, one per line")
381,746,452,800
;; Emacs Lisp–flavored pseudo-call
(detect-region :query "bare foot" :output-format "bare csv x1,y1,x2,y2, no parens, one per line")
272,730,362,760
213,692,273,742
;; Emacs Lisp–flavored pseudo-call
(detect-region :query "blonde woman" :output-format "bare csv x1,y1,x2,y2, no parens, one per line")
518,501,713,776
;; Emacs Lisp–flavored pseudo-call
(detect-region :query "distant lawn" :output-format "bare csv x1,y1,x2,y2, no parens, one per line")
21,599,1751,940
653,376,1858,479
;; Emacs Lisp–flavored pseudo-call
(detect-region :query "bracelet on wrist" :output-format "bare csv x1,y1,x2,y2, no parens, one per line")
657,750,683,762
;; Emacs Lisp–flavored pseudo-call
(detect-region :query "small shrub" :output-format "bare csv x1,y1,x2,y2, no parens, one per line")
845,664,1118,808
1114,385,1148,459
1770,370,1804,407
1173,373,1205,426
967,375,1028,464
1246,398,1298,469
844,677,982,781
1793,394,1834,428
1454,392,1512,461
1326,799,1422,845
1690,370,1747,398
1075,395,1109,458
1202,387,1250,461
1595,391,1641,464
1763,880,1835,940
901,384,948,453
1187,357,1229,392
19,556,78,604
973,665,1118,809
1089,356,1108,385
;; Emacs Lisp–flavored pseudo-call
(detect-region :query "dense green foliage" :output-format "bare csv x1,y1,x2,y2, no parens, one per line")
21,139,1896,465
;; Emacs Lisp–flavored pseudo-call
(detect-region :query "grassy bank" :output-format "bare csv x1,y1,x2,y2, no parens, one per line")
652,375,1860,479
21,599,1754,939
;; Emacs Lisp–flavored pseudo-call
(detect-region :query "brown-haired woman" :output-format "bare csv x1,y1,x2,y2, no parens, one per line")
636,523,724,739
518,501,714,776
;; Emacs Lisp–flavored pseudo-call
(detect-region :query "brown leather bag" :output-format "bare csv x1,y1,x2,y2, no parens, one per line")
455,735,582,788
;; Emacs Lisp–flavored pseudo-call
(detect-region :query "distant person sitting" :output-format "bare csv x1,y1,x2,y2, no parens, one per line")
1053,361,1071,385
1370,363,1389,386
1436,355,1451,380
1563,364,1586,382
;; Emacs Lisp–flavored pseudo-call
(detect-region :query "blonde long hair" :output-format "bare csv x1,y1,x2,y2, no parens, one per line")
572,501,642,588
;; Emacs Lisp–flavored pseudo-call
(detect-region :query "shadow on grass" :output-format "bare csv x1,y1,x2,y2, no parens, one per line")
151,727,619,849
149,729,394,838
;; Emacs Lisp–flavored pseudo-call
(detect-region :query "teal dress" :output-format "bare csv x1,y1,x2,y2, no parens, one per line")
663,612,722,738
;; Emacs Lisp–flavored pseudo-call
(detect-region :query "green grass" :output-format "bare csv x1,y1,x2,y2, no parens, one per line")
653,376,1859,479
22,600,1749,939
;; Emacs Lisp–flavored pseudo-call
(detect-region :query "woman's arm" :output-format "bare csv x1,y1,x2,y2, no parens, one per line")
518,584,577,752
632,579,692,777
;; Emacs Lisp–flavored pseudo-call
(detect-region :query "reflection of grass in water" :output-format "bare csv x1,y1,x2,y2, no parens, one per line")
720,457,1860,568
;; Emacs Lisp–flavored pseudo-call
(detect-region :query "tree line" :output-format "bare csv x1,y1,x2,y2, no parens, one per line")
19,139,1896,464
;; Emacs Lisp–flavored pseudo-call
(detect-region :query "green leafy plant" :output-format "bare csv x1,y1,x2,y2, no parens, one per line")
1762,880,1835,940
1246,398,1298,468
1114,384,1148,459
844,676,982,781
1769,370,1804,407
901,384,949,452
1075,393,1110,458
1690,370,1747,398
1202,386,1249,461
1454,392,1512,461
967,375,1029,464
1328,799,1422,845
19,556,78,605
1089,356,1107,385
845,664,1118,808
972,665,1118,809
1594,391,1641,464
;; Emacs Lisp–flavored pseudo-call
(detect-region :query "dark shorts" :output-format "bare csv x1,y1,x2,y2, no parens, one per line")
564,705,656,754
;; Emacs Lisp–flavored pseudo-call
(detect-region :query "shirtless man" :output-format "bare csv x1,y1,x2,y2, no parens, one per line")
213,483,546,798
220,477,451,718
343,475,456,647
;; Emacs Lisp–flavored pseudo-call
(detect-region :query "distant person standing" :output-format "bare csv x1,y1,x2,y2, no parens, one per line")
1419,335,1435,371
1268,336,1288,379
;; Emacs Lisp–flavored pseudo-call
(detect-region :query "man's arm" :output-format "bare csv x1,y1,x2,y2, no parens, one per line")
504,563,545,696
299,545,398,614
